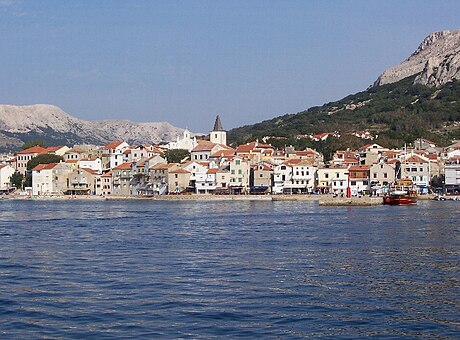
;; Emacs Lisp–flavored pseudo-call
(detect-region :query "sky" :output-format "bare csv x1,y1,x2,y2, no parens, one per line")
1,0,460,132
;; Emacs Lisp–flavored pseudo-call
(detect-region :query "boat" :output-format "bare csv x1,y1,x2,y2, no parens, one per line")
383,178,418,205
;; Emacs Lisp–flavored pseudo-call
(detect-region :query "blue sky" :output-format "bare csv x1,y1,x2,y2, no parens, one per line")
1,1,460,131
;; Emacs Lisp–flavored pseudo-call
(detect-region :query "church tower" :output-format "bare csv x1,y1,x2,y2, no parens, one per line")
210,115,227,146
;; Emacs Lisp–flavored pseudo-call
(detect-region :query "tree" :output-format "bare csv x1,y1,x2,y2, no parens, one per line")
22,140,46,150
27,154,64,171
9,172,24,189
24,154,64,188
162,149,190,163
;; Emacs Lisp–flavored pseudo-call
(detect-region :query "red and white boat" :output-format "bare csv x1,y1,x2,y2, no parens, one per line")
383,178,418,205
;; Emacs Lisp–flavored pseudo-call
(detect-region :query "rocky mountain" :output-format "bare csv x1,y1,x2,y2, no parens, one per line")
374,30,460,87
0,104,186,151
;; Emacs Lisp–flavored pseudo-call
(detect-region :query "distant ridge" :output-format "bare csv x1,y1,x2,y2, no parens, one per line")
0,104,186,151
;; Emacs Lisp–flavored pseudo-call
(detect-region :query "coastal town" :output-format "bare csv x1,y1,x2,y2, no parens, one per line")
0,116,459,200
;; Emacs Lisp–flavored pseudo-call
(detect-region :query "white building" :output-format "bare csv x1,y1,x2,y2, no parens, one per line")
78,158,102,173
32,163,71,196
167,129,198,152
0,164,15,190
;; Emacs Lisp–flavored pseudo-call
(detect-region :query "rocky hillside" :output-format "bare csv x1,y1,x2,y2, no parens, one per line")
374,30,460,87
0,104,185,151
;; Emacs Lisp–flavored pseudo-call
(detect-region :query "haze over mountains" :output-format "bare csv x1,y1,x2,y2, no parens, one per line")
0,104,185,151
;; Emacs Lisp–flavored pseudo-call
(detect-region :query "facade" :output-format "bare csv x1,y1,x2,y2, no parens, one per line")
348,165,370,196
252,163,273,189
66,168,99,195
16,146,48,175
370,162,396,191
78,158,102,173
98,171,112,196
402,154,430,193
111,162,133,196
229,156,250,192
444,158,460,193
168,168,191,193
32,162,71,196
167,129,198,151
0,164,15,189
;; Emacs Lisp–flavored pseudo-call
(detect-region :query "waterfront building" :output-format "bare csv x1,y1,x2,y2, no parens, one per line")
66,168,100,195
0,164,15,190
348,165,371,196
191,140,228,161
401,154,431,193
98,171,112,196
251,163,274,191
111,162,134,196
273,162,293,194
229,156,250,193
317,166,349,194
168,168,191,193
444,157,460,193
32,162,71,196
370,162,396,194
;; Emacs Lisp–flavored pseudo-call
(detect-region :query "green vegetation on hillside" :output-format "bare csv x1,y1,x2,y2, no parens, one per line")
228,75,460,153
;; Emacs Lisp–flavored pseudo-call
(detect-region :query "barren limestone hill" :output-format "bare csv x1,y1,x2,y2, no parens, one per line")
0,104,185,151
374,30,460,87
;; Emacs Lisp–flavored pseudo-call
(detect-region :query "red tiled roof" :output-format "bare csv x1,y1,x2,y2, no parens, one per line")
105,141,124,149
169,168,190,174
113,162,132,170
406,155,428,163
349,165,370,171
192,140,217,152
80,168,99,175
46,146,65,152
32,163,59,171
17,146,48,155
65,160,78,164
207,168,218,174
101,171,112,177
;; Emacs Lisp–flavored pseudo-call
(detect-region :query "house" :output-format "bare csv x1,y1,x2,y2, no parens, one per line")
111,162,133,196
444,158,460,193
251,163,273,192
289,160,316,193
332,150,359,166
103,141,129,170
273,162,293,194
229,156,250,193
195,168,218,194
215,166,231,193
66,168,100,195
168,168,191,193
348,165,370,196
32,162,71,196
16,146,48,175
370,162,396,194
401,154,430,193
183,161,210,192
78,157,102,173
98,171,113,196
191,141,228,161
358,143,387,165
0,164,15,190
317,166,349,194
149,163,179,195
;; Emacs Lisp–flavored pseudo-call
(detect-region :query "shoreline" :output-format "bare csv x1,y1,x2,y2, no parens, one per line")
3,193,450,206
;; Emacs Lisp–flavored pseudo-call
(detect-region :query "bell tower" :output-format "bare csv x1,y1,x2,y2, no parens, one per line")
210,115,227,146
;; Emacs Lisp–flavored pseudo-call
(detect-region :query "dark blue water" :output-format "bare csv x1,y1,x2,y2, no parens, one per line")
0,200,459,338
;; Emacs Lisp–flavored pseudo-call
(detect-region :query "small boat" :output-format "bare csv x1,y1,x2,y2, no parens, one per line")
383,178,418,205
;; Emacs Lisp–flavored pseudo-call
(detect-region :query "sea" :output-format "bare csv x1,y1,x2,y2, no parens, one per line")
0,199,459,338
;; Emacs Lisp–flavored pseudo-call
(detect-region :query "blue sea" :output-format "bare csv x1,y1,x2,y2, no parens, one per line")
0,200,459,338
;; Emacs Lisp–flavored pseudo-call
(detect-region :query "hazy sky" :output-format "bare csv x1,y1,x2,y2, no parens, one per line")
1,1,459,131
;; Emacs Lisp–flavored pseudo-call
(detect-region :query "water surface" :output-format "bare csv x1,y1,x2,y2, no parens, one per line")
0,200,459,338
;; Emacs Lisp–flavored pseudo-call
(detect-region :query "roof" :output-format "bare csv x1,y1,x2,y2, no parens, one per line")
32,163,59,171
255,164,272,171
150,163,170,170
192,140,218,152
207,168,219,174
80,168,99,175
80,158,98,161
235,142,257,153
65,160,79,164
17,146,48,155
169,168,191,174
105,141,124,149
101,171,112,177
46,146,65,152
349,165,370,171
0,164,5,170
113,162,132,170
210,149,235,158
212,115,224,131
406,155,428,163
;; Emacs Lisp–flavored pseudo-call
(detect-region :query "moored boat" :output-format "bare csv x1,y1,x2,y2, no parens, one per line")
383,178,418,205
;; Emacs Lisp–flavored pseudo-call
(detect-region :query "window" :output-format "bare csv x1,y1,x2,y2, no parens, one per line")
238,169,242,175
384,173,388,178
351,181,356,185
373,173,377,178
235,160,241,165
260,174,263,178
231,170,235,175
325,173,329,179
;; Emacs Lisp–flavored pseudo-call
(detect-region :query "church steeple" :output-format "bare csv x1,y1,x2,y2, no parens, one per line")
213,115,224,131
210,115,227,145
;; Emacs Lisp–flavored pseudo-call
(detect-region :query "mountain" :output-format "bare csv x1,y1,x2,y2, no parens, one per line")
374,30,460,87
229,30,460,152
0,104,185,152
